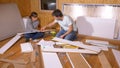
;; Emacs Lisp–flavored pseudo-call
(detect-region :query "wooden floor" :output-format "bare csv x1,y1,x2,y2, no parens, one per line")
0,35,120,68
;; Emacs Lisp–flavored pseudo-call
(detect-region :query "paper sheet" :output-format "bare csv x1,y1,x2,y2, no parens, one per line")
37,39,55,49
20,42,33,53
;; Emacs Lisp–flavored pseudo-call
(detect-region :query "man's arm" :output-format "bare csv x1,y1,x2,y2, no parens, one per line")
41,21,56,31
60,24,73,38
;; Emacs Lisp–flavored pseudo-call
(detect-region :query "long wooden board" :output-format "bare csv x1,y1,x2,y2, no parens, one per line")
42,48,98,54
52,37,101,52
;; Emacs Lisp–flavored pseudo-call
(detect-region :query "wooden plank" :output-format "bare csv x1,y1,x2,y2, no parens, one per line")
42,48,98,54
98,51,112,68
35,45,44,68
30,41,44,68
52,37,101,53
0,34,21,54
42,52,63,68
86,39,118,49
86,39,109,45
67,53,91,68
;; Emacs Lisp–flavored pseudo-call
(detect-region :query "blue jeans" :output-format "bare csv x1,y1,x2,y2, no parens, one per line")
56,29,77,41
24,32,44,41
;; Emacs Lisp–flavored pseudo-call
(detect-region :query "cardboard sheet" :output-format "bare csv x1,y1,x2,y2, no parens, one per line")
0,3,25,41
76,16,116,39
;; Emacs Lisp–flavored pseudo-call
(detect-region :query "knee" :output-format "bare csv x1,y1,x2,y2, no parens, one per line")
64,34,76,41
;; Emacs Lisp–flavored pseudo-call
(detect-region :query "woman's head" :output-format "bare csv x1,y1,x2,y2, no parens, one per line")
30,12,38,21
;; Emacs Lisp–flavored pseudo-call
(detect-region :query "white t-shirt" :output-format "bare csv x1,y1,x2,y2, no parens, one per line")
54,15,77,31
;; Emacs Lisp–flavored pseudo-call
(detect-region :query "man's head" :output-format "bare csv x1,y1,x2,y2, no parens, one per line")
30,12,38,21
52,9,63,20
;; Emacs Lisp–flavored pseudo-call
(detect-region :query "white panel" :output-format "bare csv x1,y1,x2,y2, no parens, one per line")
118,27,120,40
0,34,21,54
42,48,98,54
42,52,62,68
76,16,116,39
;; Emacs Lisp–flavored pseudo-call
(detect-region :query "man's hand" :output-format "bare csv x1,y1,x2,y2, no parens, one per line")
60,34,65,39
40,26,46,32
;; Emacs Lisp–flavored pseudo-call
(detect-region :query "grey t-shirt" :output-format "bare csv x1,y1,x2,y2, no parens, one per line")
25,18,39,33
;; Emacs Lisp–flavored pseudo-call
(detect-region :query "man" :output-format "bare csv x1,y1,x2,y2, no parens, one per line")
41,9,77,41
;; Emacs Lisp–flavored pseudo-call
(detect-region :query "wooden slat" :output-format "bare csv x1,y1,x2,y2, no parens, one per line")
67,53,91,68
42,48,98,54
0,35,21,54
52,37,101,52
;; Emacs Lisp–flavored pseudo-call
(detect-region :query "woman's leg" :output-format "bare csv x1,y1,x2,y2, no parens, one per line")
24,33,33,42
32,32,45,40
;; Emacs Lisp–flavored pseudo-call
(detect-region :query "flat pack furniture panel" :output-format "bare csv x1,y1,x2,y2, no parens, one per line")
42,48,98,54
0,34,21,54
52,37,101,53
42,52,63,68
119,27,120,40
76,16,116,39
0,3,25,41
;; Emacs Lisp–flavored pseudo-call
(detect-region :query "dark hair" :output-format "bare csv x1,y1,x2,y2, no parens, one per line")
52,9,63,17
29,12,38,18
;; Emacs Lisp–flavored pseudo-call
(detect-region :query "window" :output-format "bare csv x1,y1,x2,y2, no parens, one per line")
41,0,56,10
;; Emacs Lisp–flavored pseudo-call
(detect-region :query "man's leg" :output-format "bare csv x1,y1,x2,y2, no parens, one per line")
56,30,66,38
64,31,77,41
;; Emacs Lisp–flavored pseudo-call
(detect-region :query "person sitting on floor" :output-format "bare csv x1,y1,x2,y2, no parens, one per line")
24,12,44,42
41,9,77,41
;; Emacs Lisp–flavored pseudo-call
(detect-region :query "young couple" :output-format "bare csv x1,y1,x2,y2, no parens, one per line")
24,9,77,42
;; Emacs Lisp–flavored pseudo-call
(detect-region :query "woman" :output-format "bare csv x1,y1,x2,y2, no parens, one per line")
24,12,44,42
